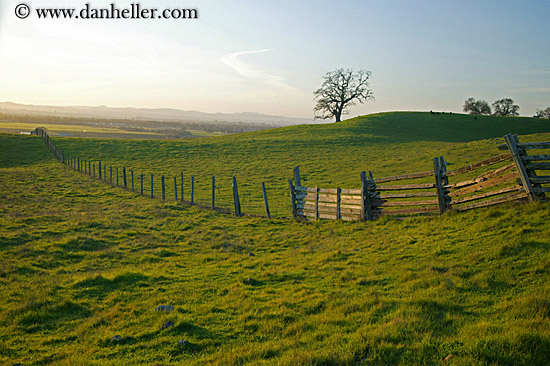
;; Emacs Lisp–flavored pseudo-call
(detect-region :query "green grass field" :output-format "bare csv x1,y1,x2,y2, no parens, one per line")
50,111,550,217
1,112,550,365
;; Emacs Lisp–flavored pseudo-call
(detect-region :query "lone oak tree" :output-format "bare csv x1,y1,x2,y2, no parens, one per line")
492,98,520,117
463,97,491,115
314,68,374,122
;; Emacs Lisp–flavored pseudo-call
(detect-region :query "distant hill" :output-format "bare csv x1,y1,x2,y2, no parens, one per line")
0,101,313,126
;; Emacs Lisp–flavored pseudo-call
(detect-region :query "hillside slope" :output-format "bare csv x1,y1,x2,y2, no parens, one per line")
0,132,549,365
51,112,550,217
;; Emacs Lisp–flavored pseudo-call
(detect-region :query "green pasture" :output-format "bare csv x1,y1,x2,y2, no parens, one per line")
0,112,549,365
50,112,550,217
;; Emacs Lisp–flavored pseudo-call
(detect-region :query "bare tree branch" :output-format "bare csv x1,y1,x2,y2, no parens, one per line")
313,68,374,122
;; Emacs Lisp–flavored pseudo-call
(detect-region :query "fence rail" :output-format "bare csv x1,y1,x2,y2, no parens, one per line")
290,133,548,221
31,128,548,221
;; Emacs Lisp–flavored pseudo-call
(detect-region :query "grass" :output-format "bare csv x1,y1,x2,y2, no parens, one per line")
0,112,550,365
50,111,550,217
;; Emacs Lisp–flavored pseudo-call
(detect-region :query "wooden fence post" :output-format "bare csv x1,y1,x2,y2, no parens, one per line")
89,161,91,175
174,177,178,201
180,172,184,201
123,167,127,189
116,167,119,186
161,175,165,200
232,176,241,216
151,174,154,198
361,171,373,221
289,179,297,218
294,166,301,187
131,170,134,191
191,176,195,205
262,182,271,218
336,187,341,220
140,174,144,195
314,186,319,220
505,134,537,201
433,158,447,214
110,166,112,184
93,163,95,178
98,161,102,179
212,176,215,209
439,156,449,186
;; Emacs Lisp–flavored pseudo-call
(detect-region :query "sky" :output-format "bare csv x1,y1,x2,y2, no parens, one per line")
0,0,549,119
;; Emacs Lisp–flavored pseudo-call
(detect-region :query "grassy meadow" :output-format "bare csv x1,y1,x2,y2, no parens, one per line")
1,112,550,365
51,111,550,217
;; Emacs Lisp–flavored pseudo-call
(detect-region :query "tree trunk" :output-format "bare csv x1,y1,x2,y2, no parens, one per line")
335,112,342,122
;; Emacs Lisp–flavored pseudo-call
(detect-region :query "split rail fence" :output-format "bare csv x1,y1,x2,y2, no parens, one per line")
289,133,549,221
32,128,549,221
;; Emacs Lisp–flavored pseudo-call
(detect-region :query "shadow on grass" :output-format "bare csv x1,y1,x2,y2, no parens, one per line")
474,333,550,366
14,300,92,333
74,272,152,299
59,237,109,252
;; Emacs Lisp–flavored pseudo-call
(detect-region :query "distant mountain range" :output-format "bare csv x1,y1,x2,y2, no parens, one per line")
0,102,313,126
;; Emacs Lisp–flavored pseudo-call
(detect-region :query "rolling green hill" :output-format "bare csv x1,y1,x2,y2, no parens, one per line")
50,111,550,217
1,112,549,365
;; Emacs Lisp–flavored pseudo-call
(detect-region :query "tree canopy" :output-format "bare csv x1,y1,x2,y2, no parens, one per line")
492,98,519,117
463,98,491,115
534,107,550,119
313,68,374,122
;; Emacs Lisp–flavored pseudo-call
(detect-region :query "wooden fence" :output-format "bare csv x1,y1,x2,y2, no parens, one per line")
290,134,549,221
31,127,274,218
31,128,549,221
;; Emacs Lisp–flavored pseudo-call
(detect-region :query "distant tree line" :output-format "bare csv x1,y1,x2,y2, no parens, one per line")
0,112,285,137
463,98,550,119
534,107,550,119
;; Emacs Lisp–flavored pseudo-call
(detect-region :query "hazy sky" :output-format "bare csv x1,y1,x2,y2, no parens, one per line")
0,0,549,118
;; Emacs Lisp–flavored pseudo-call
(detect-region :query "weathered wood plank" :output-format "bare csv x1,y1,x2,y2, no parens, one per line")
525,163,550,170
533,187,550,193
298,193,361,205
379,206,440,215
299,204,361,215
375,183,436,190
449,172,518,197
298,210,360,221
445,163,516,189
373,170,433,183
456,192,529,211
298,201,361,210
446,152,512,176
505,134,537,201
524,154,550,161
530,176,550,184
450,185,523,205
379,192,438,198
372,199,439,207
498,141,550,150
341,188,362,195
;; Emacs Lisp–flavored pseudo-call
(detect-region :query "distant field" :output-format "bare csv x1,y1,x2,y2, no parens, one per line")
1,124,549,365
0,121,226,139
